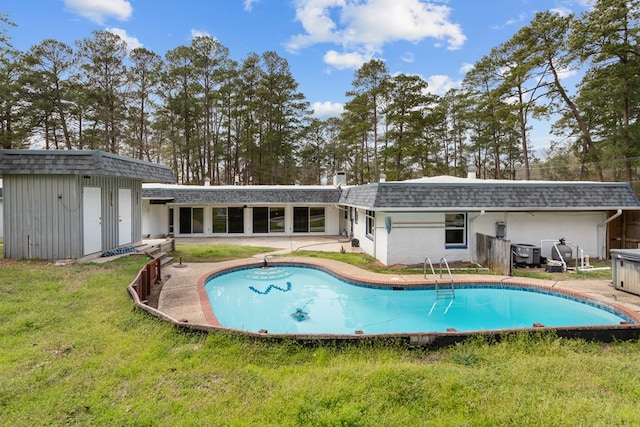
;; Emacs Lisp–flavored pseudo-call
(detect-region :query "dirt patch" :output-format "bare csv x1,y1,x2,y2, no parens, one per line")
146,281,164,309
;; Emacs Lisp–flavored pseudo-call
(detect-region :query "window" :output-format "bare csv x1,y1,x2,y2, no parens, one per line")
445,213,466,247
293,207,308,232
168,207,174,234
212,207,246,234
212,207,227,233
253,207,269,233
228,207,244,233
293,206,325,233
252,207,285,233
309,207,325,232
354,208,358,224
270,207,285,232
366,210,375,237
179,207,204,234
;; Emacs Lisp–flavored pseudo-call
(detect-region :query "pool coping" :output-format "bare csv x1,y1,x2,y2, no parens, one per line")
141,256,640,347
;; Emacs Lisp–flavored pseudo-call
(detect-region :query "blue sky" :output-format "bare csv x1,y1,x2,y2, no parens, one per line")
4,0,591,150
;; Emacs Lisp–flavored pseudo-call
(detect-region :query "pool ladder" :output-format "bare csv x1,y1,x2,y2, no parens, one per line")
424,257,455,299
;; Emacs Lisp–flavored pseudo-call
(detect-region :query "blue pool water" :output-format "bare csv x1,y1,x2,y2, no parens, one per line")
204,265,630,334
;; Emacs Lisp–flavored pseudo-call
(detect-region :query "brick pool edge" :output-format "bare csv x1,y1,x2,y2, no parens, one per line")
129,257,640,348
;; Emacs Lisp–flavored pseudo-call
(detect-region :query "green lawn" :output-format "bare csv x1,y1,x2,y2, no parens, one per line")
1,250,639,425
173,243,276,263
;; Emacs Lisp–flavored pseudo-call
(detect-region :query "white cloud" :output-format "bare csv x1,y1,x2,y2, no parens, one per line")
340,0,465,49
65,0,133,25
312,101,344,119
244,0,260,11
287,0,465,69
106,27,142,50
556,66,579,80
426,74,461,96
323,50,371,69
491,13,526,30
287,0,344,51
459,63,474,75
549,7,573,17
191,29,213,39
402,51,415,63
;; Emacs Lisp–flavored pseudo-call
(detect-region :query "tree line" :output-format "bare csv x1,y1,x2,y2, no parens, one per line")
1,0,639,187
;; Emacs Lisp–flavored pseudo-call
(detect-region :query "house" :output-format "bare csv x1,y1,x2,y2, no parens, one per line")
142,182,345,239
0,150,174,260
142,172,640,266
339,174,640,265
2,148,638,265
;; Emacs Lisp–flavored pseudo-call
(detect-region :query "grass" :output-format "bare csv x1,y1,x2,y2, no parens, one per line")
93,238,616,280
286,250,493,275
1,246,639,425
172,243,276,263
512,258,614,281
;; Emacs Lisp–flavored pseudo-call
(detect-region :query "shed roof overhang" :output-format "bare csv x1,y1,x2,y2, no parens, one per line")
0,150,175,183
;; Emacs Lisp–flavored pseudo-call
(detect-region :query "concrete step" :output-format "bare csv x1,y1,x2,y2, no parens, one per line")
143,247,161,256
149,250,167,259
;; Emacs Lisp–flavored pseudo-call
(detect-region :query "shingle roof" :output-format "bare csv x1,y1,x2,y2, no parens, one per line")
0,150,175,183
339,181,640,210
143,185,341,204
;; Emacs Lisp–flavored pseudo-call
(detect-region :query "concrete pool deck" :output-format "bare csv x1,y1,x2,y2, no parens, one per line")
154,236,640,335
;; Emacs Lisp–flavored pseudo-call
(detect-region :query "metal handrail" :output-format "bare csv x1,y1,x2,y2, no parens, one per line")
439,257,455,292
424,257,436,282
424,256,455,299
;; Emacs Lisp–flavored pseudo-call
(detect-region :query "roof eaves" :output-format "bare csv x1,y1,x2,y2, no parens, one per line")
0,149,175,183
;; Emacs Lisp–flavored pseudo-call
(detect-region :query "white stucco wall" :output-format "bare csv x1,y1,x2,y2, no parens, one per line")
323,205,341,235
383,212,470,265
492,211,605,259
141,200,168,238
353,210,609,266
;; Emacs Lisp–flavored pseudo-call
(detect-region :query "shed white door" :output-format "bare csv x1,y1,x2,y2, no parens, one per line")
83,187,102,255
118,188,132,246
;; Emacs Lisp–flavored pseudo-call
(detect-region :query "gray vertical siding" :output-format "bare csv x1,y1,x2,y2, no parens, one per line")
3,175,81,259
0,199,4,239
81,176,142,252
3,174,143,260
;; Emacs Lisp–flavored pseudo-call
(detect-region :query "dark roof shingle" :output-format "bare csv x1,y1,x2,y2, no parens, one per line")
339,181,640,210
143,185,341,204
0,150,175,183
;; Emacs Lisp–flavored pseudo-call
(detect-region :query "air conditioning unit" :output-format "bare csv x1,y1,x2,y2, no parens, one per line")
512,243,541,267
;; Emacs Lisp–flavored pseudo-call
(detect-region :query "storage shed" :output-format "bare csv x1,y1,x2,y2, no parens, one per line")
0,150,174,260
611,248,640,296
0,181,3,239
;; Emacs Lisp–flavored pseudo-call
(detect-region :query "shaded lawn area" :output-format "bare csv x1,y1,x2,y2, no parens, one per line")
1,253,639,425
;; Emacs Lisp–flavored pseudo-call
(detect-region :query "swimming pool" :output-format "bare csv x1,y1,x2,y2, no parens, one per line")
203,264,633,335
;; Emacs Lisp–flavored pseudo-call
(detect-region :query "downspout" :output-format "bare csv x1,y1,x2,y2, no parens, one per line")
598,209,622,259
468,210,485,263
